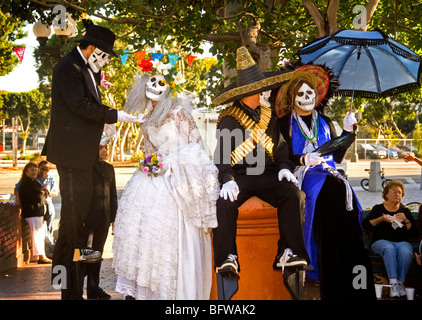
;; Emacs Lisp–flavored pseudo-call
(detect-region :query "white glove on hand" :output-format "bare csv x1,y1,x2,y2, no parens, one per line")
219,181,240,202
118,110,141,123
278,169,298,185
343,111,358,132
304,152,323,167
137,114,145,123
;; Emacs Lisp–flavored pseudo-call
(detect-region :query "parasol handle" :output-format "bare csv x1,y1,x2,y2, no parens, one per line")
350,46,362,113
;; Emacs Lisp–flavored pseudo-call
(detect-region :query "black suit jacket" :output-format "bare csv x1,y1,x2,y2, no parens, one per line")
85,160,118,230
42,47,118,169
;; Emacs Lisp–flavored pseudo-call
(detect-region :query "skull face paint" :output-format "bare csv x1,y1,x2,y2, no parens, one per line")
88,48,110,73
146,75,169,101
294,83,316,113
259,90,271,108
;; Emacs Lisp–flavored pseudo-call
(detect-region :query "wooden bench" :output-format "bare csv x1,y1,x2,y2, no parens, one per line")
361,210,421,289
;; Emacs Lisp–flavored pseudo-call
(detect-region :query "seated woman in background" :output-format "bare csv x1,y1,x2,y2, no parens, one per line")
362,180,419,298
18,162,51,264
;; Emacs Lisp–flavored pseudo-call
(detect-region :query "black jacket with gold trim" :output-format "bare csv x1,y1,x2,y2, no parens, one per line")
214,101,294,184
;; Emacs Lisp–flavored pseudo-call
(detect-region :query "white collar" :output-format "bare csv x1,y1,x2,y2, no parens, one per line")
77,46,99,98
77,46,88,64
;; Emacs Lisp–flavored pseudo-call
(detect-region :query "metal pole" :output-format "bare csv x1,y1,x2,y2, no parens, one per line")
420,167,422,190
12,117,18,167
1,119,5,150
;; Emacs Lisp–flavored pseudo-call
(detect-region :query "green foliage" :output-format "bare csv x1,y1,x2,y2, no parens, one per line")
130,150,144,162
413,123,422,154
0,89,50,131
19,152,41,161
0,10,26,76
6,0,422,139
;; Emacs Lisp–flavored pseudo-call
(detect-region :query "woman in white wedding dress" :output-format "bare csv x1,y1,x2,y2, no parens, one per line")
112,73,219,300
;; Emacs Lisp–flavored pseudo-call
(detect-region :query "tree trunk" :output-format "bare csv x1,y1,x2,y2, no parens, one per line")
364,0,381,31
303,0,380,35
109,123,123,162
326,0,339,35
303,0,325,37
119,124,130,161
385,99,406,139
17,115,30,154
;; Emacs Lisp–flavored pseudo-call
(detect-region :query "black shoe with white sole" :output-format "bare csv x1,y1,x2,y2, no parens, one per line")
79,248,102,262
216,254,239,278
276,248,307,270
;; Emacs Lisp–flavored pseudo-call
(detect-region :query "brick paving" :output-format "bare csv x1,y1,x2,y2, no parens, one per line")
0,229,124,300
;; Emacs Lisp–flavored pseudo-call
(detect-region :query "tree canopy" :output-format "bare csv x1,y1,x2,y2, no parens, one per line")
0,10,26,76
2,0,422,149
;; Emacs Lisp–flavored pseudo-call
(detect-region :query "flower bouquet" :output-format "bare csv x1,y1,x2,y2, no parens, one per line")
139,152,164,178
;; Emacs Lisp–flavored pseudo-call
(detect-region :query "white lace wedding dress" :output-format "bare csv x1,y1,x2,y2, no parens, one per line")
112,104,219,300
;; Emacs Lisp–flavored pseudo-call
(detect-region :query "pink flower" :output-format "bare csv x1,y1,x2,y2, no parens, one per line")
159,162,163,167
141,166,149,173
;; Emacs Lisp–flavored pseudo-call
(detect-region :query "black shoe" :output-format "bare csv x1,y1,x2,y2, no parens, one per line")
87,288,111,300
216,254,239,277
79,248,102,262
37,257,52,264
276,248,307,270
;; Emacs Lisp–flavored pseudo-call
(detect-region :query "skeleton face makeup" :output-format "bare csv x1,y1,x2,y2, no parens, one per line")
146,75,169,101
294,83,316,113
88,48,110,73
259,90,271,108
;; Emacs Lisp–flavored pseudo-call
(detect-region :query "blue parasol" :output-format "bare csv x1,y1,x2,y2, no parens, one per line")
298,29,422,106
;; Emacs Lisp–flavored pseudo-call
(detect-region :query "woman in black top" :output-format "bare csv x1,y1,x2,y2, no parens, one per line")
362,180,419,298
18,162,50,264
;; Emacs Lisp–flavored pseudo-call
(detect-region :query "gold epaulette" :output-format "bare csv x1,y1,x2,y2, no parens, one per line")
217,105,275,166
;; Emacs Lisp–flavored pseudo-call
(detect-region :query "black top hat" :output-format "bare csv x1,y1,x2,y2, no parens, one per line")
80,19,117,57
212,46,294,105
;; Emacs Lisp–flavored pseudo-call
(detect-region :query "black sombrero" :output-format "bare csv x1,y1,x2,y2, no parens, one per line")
212,46,294,106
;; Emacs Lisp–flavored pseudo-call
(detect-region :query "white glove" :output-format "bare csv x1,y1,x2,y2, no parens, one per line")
343,111,358,132
278,169,298,185
219,181,240,202
304,152,323,167
137,114,145,123
118,110,142,123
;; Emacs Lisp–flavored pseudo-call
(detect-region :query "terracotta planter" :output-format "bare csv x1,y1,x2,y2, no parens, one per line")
210,196,292,300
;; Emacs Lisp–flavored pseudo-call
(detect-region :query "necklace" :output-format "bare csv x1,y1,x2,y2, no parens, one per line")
296,110,319,143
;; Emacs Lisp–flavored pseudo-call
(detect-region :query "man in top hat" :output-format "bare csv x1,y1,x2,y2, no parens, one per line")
212,47,310,281
42,20,141,299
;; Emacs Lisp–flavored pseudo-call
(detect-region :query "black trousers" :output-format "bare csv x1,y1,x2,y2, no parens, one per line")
212,170,310,270
52,166,93,300
313,176,376,300
84,223,109,295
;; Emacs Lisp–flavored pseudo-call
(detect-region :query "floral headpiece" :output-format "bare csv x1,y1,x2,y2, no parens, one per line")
139,58,186,96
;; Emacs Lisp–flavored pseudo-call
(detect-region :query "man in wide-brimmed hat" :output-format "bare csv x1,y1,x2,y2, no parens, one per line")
42,19,141,300
212,47,310,284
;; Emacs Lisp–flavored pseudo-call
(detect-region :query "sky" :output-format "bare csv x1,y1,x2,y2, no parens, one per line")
0,24,39,92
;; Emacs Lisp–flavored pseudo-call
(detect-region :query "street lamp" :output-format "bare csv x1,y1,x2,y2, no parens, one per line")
33,14,77,60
